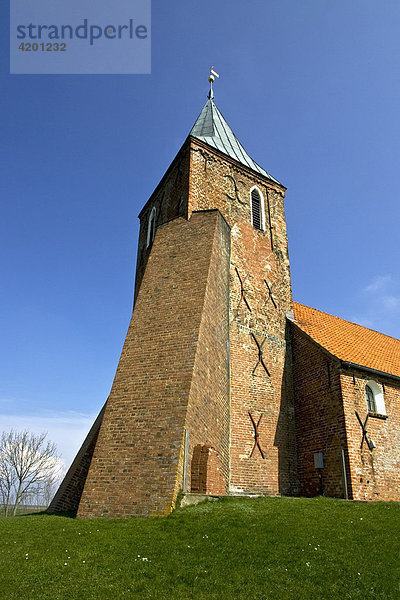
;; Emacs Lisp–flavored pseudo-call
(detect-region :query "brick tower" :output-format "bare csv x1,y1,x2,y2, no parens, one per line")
49,76,298,518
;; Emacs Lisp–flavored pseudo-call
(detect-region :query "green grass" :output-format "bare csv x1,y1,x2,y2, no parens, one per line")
1,496,399,599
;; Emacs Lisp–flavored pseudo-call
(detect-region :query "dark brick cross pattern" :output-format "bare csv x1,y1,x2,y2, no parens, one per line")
355,411,375,451
235,267,252,312
251,333,270,376
249,412,265,459
264,279,277,309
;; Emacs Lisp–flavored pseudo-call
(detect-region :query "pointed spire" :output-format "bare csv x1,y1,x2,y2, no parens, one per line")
189,76,281,185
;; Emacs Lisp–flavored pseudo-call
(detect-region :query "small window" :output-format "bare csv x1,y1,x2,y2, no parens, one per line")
250,187,264,231
365,381,386,415
147,207,157,248
365,385,376,412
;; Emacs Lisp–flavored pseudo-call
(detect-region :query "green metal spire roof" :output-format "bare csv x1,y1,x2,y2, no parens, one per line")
189,98,281,185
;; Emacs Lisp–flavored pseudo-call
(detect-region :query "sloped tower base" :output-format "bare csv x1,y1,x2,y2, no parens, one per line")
49,210,231,518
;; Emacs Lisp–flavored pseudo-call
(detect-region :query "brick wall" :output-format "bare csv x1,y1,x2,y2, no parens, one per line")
188,138,297,496
48,405,106,514
76,210,230,517
290,325,349,498
134,142,190,301
291,322,400,501
183,210,231,494
341,370,400,501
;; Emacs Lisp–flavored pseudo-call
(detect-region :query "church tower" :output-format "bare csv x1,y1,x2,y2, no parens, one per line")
49,76,298,518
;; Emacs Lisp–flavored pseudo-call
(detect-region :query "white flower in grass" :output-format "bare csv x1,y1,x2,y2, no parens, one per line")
306,562,311,567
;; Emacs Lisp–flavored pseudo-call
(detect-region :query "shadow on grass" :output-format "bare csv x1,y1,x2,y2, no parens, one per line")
10,509,76,519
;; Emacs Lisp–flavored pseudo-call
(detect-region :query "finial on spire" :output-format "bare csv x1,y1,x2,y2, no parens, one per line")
208,66,219,99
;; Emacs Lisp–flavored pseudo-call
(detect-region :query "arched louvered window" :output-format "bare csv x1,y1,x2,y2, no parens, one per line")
251,187,264,231
147,207,157,248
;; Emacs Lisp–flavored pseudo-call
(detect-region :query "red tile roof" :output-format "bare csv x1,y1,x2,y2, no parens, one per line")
292,302,400,378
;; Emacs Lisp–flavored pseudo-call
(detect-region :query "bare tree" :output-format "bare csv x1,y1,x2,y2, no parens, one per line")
0,430,62,516
0,448,17,517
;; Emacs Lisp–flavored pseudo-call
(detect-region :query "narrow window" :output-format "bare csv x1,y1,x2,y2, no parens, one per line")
365,381,386,415
365,384,376,412
147,207,157,248
250,187,265,232
251,188,262,230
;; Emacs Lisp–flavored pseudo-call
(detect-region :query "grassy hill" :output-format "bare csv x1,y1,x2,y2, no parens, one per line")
1,496,399,599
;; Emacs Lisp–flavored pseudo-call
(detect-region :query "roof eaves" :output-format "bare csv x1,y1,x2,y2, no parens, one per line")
340,361,400,384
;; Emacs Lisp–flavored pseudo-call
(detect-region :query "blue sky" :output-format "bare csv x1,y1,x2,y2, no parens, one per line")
1,0,400,469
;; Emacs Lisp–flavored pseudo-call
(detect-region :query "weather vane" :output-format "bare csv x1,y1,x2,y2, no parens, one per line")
208,66,220,99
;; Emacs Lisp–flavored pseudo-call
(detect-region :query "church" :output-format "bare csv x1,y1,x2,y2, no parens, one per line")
49,76,400,517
